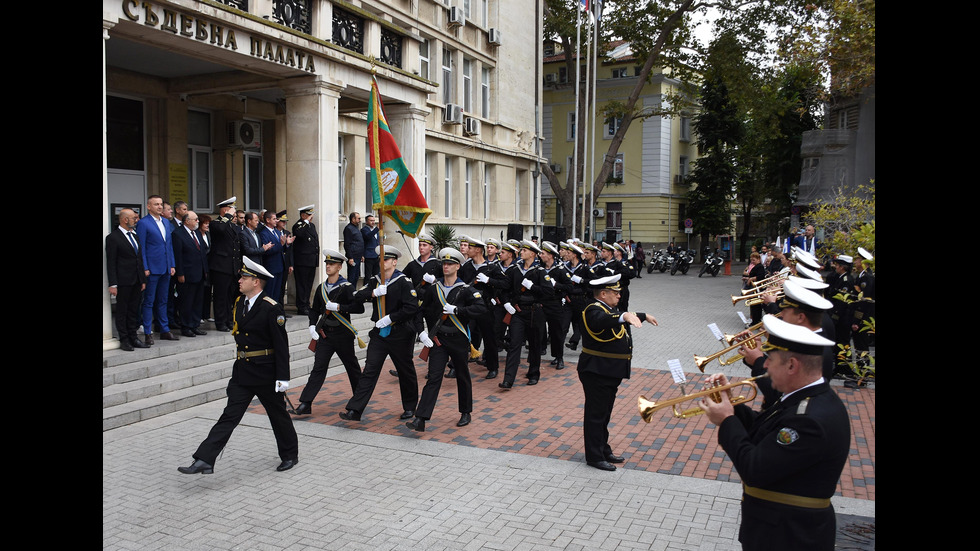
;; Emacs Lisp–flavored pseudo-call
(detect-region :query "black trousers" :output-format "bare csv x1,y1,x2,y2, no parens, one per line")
470,310,500,372
346,330,418,414
114,284,142,345
416,333,472,420
542,301,568,359
294,266,315,312
363,257,380,281
300,333,362,402
177,280,204,330
577,370,622,464
193,380,298,465
504,306,544,383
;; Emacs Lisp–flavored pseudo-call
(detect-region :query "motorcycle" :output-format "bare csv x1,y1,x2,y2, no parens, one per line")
670,248,694,275
699,248,724,277
648,249,668,273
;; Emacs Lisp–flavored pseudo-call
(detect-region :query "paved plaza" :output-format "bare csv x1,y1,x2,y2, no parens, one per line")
103,266,875,550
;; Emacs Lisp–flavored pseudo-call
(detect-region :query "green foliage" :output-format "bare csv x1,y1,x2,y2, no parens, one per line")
426,223,458,251
803,181,875,267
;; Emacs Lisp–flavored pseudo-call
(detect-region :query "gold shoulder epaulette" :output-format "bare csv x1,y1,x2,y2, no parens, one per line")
263,296,278,305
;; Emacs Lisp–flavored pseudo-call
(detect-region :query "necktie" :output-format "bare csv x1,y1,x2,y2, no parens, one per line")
191,230,200,250
243,299,250,316
127,231,138,252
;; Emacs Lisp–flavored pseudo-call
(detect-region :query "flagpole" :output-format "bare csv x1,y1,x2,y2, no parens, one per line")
579,10,591,240
370,68,389,337
571,4,581,241
589,7,599,243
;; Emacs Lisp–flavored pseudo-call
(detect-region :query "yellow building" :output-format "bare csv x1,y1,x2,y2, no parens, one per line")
541,40,698,248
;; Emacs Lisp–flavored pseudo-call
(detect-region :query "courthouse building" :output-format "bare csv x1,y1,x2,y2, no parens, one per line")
102,0,545,347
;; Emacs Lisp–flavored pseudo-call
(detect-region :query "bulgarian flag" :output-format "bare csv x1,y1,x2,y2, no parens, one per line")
368,76,432,237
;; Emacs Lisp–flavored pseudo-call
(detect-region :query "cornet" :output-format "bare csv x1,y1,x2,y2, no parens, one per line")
694,330,770,371
638,374,768,421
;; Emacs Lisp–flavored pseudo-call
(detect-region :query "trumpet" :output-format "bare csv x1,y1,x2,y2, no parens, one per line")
732,287,784,305
638,373,769,421
695,330,770,371
723,312,782,345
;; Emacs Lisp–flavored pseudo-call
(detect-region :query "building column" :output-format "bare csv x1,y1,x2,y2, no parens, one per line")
103,20,117,351
282,76,345,285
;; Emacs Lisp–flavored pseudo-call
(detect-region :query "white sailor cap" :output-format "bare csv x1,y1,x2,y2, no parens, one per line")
322,248,347,264
795,264,824,282
590,273,622,291
376,245,403,260
858,247,874,261
438,247,466,265
298,204,315,215
779,280,832,312
787,274,828,290
520,240,542,254
241,256,274,280
763,314,834,356
217,196,237,208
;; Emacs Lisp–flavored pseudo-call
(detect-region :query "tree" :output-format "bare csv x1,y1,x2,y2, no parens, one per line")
803,181,875,269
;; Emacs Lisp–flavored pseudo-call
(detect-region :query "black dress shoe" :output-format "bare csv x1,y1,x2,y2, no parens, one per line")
399,410,415,420
216,325,231,332
389,370,399,377
485,370,498,379
406,417,426,432
119,341,135,352
276,459,298,472
555,360,566,370
498,380,513,389
181,329,197,338
339,410,361,421
193,328,207,336
293,402,312,415
606,454,625,464
587,461,617,471
144,334,154,346
178,459,214,474
132,339,150,349
456,413,471,427
550,358,558,366
566,341,578,351
160,331,180,341
527,378,539,386
446,368,457,379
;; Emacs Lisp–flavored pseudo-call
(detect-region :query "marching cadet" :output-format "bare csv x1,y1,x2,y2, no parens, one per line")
292,249,365,416
565,242,593,351
499,240,554,389
339,245,420,422
539,241,574,370
407,248,487,432
460,237,504,379
700,315,849,551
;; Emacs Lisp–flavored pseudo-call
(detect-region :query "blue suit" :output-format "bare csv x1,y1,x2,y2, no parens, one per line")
136,215,175,334
258,225,285,301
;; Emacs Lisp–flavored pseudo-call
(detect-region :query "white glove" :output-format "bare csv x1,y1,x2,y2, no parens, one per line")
476,273,490,284
325,301,340,312
571,275,583,284
522,278,534,290
423,273,437,284
550,278,557,286
504,302,516,315
309,326,319,340
375,315,392,328
275,380,289,392
419,331,434,348
443,304,457,315
372,284,387,297
490,298,498,306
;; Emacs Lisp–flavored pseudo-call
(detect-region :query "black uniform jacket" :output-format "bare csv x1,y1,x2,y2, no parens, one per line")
577,300,632,380
291,220,319,268
231,293,290,385
419,280,487,335
309,277,365,335
354,271,419,339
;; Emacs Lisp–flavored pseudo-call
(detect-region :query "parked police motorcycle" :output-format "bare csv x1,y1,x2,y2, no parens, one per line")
670,248,695,275
699,248,724,277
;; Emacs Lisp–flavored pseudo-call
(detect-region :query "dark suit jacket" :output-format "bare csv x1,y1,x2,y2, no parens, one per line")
239,227,266,265
343,222,364,259
106,228,146,287
173,226,209,284
258,226,285,273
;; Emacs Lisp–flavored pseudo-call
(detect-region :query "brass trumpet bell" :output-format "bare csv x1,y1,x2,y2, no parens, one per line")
637,374,768,421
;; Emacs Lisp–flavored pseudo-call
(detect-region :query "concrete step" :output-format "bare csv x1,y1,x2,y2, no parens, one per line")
102,311,378,431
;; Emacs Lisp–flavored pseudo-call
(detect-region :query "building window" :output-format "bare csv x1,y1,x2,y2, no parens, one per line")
679,156,688,178
218,0,247,10
332,8,364,53
480,0,489,27
462,58,473,112
481,67,491,118
611,67,628,79
606,202,622,230
107,96,144,171
338,137,345,213
380,28,402,68
424,152,432,201
515,170,521,220
483,164,491,219
605,116,623,137
442,48,454,105
612,153,624,180
419,39,430,79
567,112,576,140
680,116,691,142
273,0,311,34
444,157,453,217
465,161,473,218
677,203,687,231
558,67,568,83
187,110,212,212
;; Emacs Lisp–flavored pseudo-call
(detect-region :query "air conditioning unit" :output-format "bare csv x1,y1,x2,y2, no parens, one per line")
227,120,261,149
488,28,501,45
593,208,605,218
449,7,465,27
544,73,557,85
550,163,561,174
463,116,480,136
443,103,463,124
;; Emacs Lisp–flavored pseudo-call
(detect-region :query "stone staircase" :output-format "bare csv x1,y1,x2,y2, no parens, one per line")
102,312,376,431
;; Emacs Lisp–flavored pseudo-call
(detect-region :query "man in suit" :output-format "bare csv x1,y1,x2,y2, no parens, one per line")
343,212,364,284
258,210,288,302
106,208,148,351
577,274,659,471
701,316,849,551
167,201,188,330
208,197,242,332
173,211,209,337
240,212,272,265
178,257,298,475
136,195,178,344
291,204,319,316
361,214,380,281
